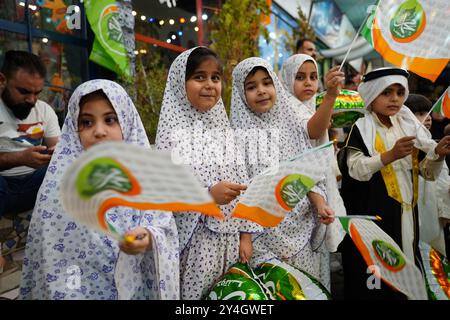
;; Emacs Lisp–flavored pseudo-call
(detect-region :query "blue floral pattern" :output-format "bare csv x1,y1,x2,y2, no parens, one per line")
20,79,180,300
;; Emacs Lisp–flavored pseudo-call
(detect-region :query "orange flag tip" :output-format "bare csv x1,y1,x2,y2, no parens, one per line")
375,215,382,221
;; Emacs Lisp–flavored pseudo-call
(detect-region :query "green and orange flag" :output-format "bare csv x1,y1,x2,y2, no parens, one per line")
339,217,427,299
433,86,450,119
362,0,450,82
61,142,223,240
232,142,335,228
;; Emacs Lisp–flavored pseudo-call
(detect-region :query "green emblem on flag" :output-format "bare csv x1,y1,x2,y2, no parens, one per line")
77,158,132,199
390,0,426,43
275,174,315,211
85,0,131,78
372,239,406,271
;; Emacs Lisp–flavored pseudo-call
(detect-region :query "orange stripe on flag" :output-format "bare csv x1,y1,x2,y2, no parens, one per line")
97,198,224,230
443,93,450,118
372,18,449,82
349,223,378,276
349,223,401,292
232,202,283,228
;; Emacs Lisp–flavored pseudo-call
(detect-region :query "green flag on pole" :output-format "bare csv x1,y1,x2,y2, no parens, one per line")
432,86,450,119
84,0,132,78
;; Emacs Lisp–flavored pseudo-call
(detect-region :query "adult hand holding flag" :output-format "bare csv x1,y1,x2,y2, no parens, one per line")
60,141,223,239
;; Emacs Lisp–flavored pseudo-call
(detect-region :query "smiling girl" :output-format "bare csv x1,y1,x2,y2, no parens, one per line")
156,47,261,300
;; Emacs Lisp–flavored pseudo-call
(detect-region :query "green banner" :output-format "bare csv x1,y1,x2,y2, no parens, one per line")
84,0,131,78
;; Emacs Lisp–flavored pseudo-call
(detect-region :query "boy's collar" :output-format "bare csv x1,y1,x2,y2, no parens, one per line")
372,111,399,129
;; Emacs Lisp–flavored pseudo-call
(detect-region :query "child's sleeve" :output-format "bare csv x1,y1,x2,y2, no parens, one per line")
239,220,263,233
138,211,180,299
114,211,180,300
419,148,445,181
436,164,450,219
347,149,384,181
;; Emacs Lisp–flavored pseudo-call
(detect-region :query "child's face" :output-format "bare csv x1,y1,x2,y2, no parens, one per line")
186,58,222,112
244,69,276,114
370,84,406,118
293,61,318,101
414,111,432,130
78,98,123,150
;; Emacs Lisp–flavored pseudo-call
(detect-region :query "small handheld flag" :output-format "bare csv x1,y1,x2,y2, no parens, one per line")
432,86,450,119
338,217,427,299
61,141,223,239
362,0,450,82
232,142,335,227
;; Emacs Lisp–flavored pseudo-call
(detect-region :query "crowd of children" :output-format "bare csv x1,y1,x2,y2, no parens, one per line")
7,46,449,300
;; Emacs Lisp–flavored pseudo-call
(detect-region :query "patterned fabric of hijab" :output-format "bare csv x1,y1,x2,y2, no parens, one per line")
280,53,330,147
357,72,435,155
230,57,312,175
230,57,329,259
279,53,319,114
280,55,345,251
155,47,260,252
20,79,180,300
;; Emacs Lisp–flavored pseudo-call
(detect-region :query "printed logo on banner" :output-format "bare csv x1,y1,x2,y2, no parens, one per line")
389,0,426,43
274,174,315,211
372,239,406,272
76,158,140,199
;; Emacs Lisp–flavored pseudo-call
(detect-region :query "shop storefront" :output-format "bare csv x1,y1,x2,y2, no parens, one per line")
0,0,89,125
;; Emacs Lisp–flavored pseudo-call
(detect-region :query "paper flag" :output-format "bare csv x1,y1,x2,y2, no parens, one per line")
362,0,450,82
61,141,222,238
339,217,427,300
232,142,334,227
433,86,450,119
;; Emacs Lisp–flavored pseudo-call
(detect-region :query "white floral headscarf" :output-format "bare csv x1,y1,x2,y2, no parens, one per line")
280,54,319,114
230,57,312,176
20,79,180,300
230,58,345,254
155,47,261,251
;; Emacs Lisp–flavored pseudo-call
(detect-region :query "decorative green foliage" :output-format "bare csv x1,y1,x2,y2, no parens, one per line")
284,6,316,54
209,0,270,111
121,48,167,144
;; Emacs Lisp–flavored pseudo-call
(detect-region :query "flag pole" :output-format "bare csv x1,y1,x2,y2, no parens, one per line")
419,86,448,125
413,87,448,149
338,8,374,72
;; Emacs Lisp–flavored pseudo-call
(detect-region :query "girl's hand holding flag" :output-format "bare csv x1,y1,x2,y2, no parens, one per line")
308,191,335,225
324,65,345,98
210,181,247,205
119,226,152,255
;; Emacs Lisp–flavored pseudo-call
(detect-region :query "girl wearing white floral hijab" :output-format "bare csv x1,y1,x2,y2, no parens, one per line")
230,57,345,290
280,53,344,146
20,79,180,300
156,47,261,300
280,54,319,114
